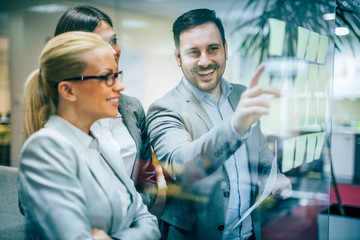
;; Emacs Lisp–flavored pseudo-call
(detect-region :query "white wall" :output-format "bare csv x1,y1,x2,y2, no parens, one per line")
3,0,237,166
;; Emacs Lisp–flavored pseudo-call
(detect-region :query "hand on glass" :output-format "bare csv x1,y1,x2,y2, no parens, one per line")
272,173,293,199
232,64,281,135
92,228,112,240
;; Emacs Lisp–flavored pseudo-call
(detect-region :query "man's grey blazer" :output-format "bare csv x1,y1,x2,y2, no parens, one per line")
147,80,274,240
119,94,158,208
18,115,160,239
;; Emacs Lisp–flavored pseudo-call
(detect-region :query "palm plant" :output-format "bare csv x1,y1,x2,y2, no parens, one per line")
231,0,360,62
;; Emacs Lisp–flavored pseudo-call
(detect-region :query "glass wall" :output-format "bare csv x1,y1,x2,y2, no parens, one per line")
3,0,358,239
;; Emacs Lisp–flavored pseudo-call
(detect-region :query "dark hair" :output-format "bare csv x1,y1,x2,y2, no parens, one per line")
54,5,113,36
172,8,226,51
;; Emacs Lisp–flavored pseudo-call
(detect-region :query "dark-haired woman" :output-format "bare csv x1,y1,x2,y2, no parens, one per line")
54,5,158,209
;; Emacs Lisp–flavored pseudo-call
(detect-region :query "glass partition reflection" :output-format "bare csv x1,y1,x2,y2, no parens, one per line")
0,0,345,239
227,1,336,239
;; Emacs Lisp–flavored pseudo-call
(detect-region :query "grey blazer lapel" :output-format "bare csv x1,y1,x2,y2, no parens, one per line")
178,80,214,130
118,96,140,154
228,83,246,110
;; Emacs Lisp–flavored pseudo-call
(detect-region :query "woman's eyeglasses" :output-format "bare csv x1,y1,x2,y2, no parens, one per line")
62,70,123,87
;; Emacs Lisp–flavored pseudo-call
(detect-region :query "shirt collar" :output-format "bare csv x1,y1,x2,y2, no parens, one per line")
182,76,233,103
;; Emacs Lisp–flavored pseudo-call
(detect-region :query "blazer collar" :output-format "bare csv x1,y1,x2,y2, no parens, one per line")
45,115,93,149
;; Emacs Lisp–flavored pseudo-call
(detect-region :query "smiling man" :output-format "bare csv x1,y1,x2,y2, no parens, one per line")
147,8,292,240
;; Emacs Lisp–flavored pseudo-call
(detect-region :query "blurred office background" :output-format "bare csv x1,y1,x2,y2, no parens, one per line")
0,0,359,239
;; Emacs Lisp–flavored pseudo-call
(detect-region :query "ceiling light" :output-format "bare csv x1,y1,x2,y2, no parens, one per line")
28,4,67,13
323,13,335,21
335,27,349,36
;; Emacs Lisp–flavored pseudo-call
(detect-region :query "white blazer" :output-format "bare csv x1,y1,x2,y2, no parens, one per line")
18,115,160,240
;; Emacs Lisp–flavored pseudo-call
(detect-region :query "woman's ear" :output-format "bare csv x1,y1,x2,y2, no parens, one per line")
57,82,77,102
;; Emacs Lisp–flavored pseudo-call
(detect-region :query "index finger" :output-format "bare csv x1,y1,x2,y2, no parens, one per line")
249,63,265,88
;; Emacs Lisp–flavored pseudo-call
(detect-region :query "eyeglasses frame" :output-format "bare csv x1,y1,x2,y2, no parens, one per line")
62,70,123,87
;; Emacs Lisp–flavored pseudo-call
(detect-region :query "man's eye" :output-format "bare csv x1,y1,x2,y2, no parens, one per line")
187,50,198,55
210,47,219,52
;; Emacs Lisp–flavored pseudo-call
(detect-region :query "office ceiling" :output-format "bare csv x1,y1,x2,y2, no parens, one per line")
69,0,247,22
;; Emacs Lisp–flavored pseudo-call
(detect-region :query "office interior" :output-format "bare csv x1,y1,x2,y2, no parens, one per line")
0,0,359,239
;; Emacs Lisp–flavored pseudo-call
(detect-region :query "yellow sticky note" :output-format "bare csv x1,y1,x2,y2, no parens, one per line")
306,133,317,163
308,64,318,93
297,27,310,59
307,97,317,125
268,98,282,132
268,18,286,56
294,135,307,168
317,97,327,124
315,132,326,159
296,97,307,127
282,137,295,173
305,31,320,62
317,65,328,92
317,35,329,64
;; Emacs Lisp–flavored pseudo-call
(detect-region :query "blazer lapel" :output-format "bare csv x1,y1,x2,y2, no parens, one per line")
99,141,140,224
228,83,244,110
118,96,140,154
178,81,214,130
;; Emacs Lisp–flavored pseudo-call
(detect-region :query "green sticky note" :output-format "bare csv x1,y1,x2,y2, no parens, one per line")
317,65,327,92
307,97,317,125
297,27,310,59
317,97,327,124
315,132,326,159
282,137,295,173
285,98,296,130
306,133,317,163
294,135,307,168
308,64,318,93
268,18,286,56
305,31,320,62
317,35,329,64
268,98,282,132
296,97,307,127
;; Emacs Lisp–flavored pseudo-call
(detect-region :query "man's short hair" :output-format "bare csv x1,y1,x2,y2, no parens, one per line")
172,8,226,51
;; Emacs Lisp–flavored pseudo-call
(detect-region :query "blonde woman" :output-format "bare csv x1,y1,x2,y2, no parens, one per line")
18,32,160,240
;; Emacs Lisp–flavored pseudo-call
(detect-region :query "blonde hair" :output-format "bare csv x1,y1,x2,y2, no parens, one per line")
23,31,107,140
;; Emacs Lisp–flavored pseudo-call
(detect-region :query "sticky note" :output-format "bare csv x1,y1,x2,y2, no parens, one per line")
268,98,282,132
296,97,307,127
307,97,317,125
317,65,327,92
268,18,286,56
294,135,307,168
315,132,326,159
305,31,320,62
307,64,318,93
282,137,295,173
317,35,329,64
297,27,310,59
306,133,317,163
317,97,327,124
